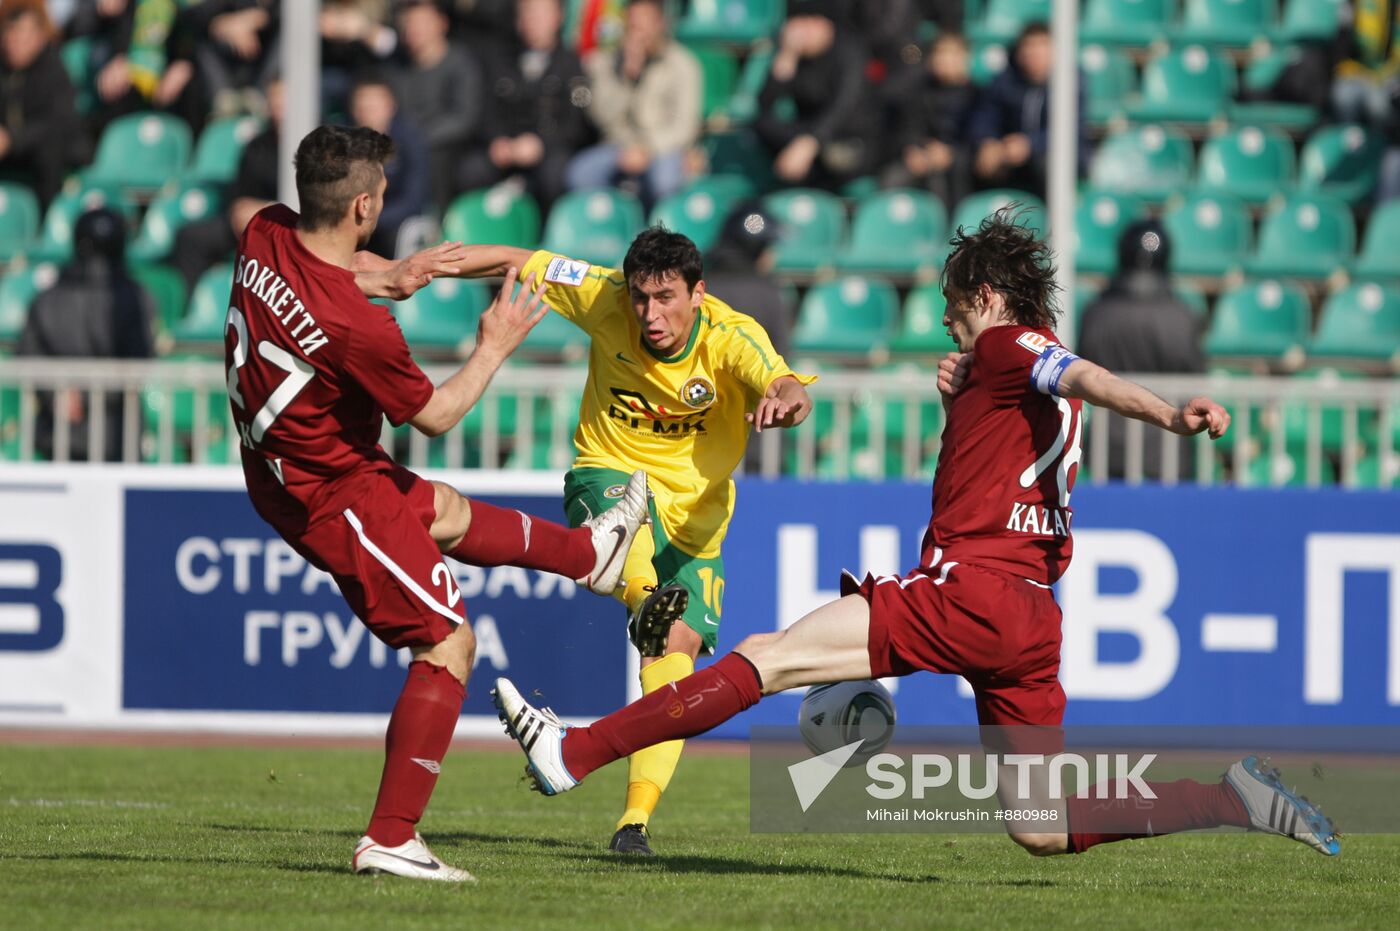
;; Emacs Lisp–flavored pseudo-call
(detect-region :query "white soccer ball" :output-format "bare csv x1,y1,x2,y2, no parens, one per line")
798,679,897,760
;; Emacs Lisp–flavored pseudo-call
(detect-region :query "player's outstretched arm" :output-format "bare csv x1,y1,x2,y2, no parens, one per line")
746,376,813,432
434,244,536,280
1056,359,1231,439
353,241,472,300
409,267,548,437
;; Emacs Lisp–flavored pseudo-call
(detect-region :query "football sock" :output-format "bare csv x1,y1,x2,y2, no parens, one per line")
563,652,762,779
1066,778,1250,853
365,660,465,847
621,575,656,613
449,499,592,579
617,652,695,830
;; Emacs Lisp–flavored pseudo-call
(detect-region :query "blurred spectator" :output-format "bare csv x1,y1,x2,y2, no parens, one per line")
170,75,282,291
442,0,514,52
16,207,155,462
0,0,83,209
349,70,428,256
183,1,277,119
567,0,700,210
67,0,187,131
1332,0,1400,200
755,0,878,190
882,32,976,208
915,0,964,34
391,0,482,207
968,21,1087,198
1077,220,1205,480
459,0,591,209
848,0,923,87
317,0,397,115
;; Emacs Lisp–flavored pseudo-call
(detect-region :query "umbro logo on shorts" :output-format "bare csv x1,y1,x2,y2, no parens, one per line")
411,758,442,774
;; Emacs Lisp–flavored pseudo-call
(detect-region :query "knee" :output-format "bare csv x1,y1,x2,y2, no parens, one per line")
1007,831,1068,857
430,483,470,547
420,622,476,682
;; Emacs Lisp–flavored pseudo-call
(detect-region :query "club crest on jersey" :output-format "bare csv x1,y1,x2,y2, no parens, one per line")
604,484,626,499
544,257,590,286
680,376,716,409
1016,331,1057,356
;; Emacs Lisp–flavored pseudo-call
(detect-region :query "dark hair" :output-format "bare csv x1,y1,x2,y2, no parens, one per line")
623,226,703,292
293,124,394,231
1016,20,1050,45
351,68,395,96
941,207,1060,329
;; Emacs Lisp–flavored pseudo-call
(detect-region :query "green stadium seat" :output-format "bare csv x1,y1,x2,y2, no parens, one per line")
1129,45,1235,124
172,263,234,342
1298,124,1383,204
1246,448,1338,487
838,189,947,277
0,182,41,261
1246,192,1355,280
951,189,1045,236
688,44,738,120
394,277,491,350
1274,0,1345,41
793,276,899,354
183,115,264,185
1352,201,1400,283
970,41,1008,85
541,188,644,267
1355,452,1400,489
0,261,60,340
649,178,747,253
130,183,223,262
1082,0,1172,46
1174,0,1278,46
761,188,846,274
1090,125,1195,201
1162,192,1252,277
1309,282,1400,361
129,262,188,335
892,285,959,355
524,309,588,354
1196,126,1296,204
441,185,541,250
27,182,136,263
1204,279,1311,359
1273,368,1375,453
1080,43,1135,125
1075,189,1146,275
675,0,783,44
1230,46,1321,131
724,46,773,125
82,112,193,191
970,0,1053,43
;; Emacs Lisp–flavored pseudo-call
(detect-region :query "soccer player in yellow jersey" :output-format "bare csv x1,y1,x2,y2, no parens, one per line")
444,227,814,854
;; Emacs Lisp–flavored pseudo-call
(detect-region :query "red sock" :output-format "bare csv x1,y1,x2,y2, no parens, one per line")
448,500,592,579
562,653,763,779
1067,779,1250,853
365,661,465,846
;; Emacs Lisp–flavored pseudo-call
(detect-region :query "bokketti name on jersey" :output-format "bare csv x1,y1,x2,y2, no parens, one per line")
233,254,329,358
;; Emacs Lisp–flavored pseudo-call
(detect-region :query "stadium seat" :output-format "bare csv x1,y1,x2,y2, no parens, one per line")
27,182,136,263
970,0,1053,43
1230,46,1321,131
950,189,1045,237
1161,192,1252,277
837,189,947,277
793,277,899,354
649,179,746,253
1298,124,1383,204
1090,125,1195,201
723,46,773,125
441,185,541,250
130,183,223,262
129,262,188,335
540,188,644,267
0,261,59,341
1246,447,1338,487
0,182,41,262
1273,367,1375,454
523,308,588,354
1081,0,1172,46
1128,45,1235,123
1080,43,1135,125
1196,126,1296,205
970,41,1009,85
1174,0,1278,46
1204,279,1311,359
1309,282,1400,362
675,0,783,44
82,112,193,191
1075,189,1146,275
183,115,264,185
1351,201,1400,283
688,44,738,121
171,263,235,342
394,277,492,350
760,188,846,274
1355,451,1400,489
1246,192,1355,280
1274,0,1345,41
892,285,958,355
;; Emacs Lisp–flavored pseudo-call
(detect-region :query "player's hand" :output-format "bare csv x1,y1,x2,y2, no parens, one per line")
746,378,812,432
357,242,471,300
1170,396,1231,439
937,352,971,397
476,267,549,360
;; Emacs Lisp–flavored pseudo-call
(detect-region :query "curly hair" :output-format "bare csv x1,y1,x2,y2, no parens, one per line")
293,125,395,231
940,206,1061,329
623,226,703,291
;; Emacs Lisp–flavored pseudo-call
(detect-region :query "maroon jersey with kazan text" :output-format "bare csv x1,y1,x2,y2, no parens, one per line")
224,205,433,517
926,324,1084,586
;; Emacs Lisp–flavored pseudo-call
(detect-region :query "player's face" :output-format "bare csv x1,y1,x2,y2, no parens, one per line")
630,271,703,355
942,287,982,352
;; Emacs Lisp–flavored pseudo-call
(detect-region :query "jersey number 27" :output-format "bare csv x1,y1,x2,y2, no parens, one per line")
225,306,314,449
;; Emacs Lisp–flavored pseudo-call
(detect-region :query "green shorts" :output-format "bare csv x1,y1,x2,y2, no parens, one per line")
564,467,724,653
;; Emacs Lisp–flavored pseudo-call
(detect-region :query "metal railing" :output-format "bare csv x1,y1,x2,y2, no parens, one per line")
1,359,1397,488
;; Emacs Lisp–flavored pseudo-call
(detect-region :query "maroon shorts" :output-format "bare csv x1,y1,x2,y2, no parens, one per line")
843,556,1066,728
249,465,465,650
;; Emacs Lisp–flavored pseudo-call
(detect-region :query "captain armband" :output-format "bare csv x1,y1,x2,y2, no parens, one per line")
1029,345,1081,397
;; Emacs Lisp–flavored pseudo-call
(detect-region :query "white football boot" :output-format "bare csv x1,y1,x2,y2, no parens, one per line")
1224,755,1340,856
491,677,578,796
576,469,650,595
352,833,477,882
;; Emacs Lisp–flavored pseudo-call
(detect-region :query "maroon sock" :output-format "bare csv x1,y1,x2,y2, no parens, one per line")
562,653,763,779
448,499,592,579
365,661,465,846
1067,779,1250,853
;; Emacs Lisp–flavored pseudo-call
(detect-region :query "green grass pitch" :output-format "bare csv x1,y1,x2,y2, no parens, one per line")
2,741,1396,929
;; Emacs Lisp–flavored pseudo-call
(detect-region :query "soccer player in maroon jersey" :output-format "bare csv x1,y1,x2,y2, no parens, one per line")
226,124,651,882
493,212,1341,858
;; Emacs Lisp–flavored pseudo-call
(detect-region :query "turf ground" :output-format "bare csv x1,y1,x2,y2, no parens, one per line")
2,739,1396,930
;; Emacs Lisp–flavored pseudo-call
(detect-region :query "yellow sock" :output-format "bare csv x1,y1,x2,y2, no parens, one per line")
614,522,658,612
617,652,694,830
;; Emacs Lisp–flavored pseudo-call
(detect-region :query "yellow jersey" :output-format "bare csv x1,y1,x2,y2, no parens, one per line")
521,249,815,559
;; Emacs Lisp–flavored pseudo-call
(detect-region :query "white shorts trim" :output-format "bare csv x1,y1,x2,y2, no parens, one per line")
342,507,461,625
